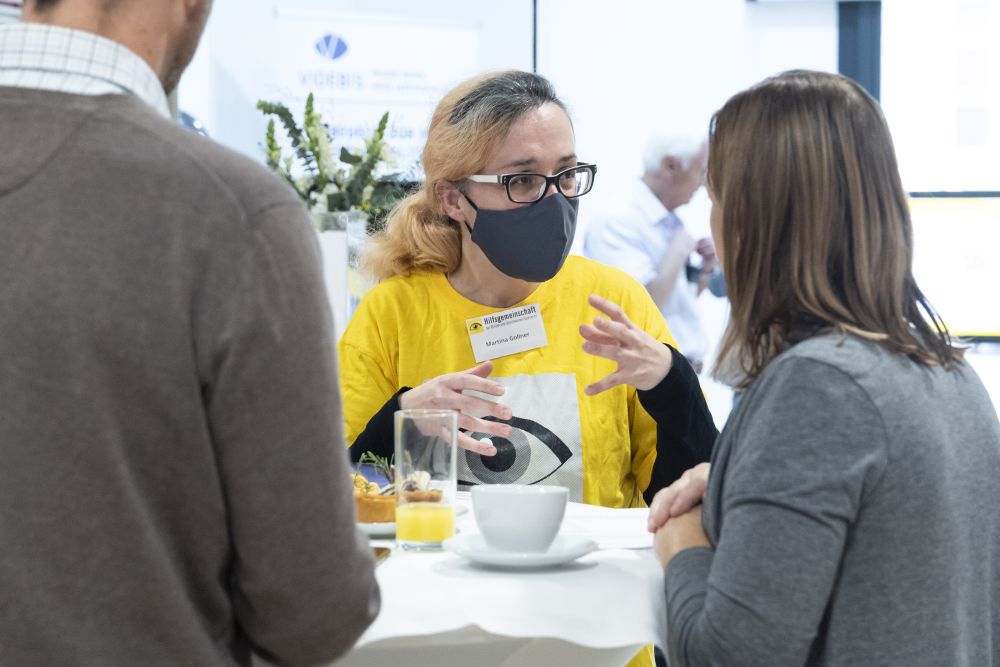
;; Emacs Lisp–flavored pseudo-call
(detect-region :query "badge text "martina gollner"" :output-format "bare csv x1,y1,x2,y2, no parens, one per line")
485,332,531,348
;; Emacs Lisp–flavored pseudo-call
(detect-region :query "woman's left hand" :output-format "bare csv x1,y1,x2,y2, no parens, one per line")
580,294,673,395
653,505,711,569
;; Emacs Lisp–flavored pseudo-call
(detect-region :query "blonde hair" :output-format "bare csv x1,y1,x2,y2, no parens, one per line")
364,70,567,281
708,70,961,387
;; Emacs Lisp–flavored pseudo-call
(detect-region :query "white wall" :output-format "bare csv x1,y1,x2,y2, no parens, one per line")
882,0,1000,192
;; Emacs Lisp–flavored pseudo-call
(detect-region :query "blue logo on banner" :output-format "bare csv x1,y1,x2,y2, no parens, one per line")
315,34,348,60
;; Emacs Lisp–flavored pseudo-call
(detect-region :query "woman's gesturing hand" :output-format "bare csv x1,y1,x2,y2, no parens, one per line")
647,463,711,532
398,360,511,456
580,294,673,395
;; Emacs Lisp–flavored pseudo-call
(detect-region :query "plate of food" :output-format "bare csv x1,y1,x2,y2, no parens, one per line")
353,453,467,537
353,453,398,539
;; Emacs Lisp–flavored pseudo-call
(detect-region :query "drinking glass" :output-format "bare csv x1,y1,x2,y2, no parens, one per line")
394,409,458,550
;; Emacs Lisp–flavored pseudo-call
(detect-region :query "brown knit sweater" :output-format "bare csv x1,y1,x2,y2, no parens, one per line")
0,87,379,665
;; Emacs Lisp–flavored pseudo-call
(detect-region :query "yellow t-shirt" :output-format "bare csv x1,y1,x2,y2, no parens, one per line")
338,255,676,509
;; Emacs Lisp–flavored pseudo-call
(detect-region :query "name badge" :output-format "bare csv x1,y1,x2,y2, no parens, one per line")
466,303,548,362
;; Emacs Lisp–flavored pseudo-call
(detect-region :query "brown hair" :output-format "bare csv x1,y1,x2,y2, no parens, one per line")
364,70,567,281
708,70,961,387
27,0,63,10
25,0,127,16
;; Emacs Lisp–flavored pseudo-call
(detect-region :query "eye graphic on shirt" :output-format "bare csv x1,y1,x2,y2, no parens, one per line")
459,416,573,487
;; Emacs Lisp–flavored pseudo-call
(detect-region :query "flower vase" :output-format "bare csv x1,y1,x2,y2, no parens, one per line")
314,210,372,338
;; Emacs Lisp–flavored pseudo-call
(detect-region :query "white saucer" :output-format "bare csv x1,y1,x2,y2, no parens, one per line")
359,521,395,537
359,505,468,538
443,534,597,568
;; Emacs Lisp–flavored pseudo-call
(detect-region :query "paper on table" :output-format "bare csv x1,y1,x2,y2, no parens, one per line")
559,507,653,550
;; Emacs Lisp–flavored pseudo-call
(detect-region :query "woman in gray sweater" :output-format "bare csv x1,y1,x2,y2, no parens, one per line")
582,70,1000,666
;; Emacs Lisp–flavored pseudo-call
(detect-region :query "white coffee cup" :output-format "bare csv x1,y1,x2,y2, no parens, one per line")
471,484,568,553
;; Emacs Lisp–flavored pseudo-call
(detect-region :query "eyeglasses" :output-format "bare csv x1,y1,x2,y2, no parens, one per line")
466,163,597,204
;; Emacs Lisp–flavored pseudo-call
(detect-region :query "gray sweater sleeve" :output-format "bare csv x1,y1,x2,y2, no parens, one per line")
201,201,380,665
665,357,887,666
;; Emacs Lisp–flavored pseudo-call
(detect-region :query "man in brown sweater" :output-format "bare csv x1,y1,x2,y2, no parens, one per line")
0,1,379,664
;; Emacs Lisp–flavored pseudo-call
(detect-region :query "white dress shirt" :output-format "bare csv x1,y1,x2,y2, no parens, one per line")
0,22,169,118
584,178,708,364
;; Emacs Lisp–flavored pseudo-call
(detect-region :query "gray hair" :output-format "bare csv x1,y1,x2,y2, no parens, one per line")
448,70,567,129
642,132,706,173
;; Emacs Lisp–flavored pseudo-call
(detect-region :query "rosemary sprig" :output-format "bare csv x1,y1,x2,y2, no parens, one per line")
357,451,395,485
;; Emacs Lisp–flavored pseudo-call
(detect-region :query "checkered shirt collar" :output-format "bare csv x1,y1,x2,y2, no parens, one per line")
0,22,170,118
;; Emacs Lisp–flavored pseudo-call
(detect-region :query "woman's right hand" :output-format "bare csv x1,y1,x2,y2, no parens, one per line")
580,294,673,394
647,463,711,532
398,360,511,456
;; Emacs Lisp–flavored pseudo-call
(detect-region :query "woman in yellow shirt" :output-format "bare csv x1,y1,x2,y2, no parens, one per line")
339,70,716,511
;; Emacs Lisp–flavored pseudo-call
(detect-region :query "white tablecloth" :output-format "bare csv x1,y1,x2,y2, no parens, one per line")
334,494,666,667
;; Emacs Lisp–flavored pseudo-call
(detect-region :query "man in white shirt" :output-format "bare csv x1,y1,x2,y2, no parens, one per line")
585,134,718,372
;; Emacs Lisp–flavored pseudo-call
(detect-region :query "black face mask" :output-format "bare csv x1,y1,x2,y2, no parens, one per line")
462,193,579,282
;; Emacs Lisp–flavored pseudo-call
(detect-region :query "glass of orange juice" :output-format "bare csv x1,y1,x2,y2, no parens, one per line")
394,409,457,550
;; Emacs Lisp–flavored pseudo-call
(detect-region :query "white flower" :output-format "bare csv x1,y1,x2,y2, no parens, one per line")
379,143,397,167
315,132,337,177
295,175,315,199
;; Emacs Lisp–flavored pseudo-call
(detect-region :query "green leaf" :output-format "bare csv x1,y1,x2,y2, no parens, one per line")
339,147,363,165
257,98,315,173
369,178,406,209
258,119,305,202
327,190,350,212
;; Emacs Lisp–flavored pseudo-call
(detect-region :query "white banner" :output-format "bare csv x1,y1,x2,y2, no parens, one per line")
267,8,481,173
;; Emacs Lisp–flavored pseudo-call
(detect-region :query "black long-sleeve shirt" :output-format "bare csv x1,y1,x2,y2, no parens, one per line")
637,345,719,504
